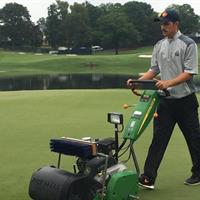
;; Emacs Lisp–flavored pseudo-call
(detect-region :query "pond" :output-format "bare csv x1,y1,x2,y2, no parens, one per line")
1,74,199,91
0,74,137,91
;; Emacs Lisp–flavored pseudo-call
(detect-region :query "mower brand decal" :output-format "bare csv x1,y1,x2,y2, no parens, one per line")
133,111,142,115
133,111,142,118
138,98,156,134
130,121,136,128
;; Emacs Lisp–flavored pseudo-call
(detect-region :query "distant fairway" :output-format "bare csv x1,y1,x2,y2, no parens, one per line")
0,44,200,79
0,47,156,78
0,89,199,200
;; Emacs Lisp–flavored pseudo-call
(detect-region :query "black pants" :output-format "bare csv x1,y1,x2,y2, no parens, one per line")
143,93,200,182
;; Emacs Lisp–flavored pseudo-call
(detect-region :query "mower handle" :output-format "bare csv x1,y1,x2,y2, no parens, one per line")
128,79,170,97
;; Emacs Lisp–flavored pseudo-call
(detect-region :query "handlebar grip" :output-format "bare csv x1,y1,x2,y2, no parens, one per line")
163,89,170,96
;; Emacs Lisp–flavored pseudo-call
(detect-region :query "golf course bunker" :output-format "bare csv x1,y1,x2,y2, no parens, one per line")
138,55,152,58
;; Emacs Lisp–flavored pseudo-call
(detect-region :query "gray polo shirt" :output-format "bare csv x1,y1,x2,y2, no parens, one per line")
150,30,198,98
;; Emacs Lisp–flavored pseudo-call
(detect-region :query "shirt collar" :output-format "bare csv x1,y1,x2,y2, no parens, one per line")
173,30,182,39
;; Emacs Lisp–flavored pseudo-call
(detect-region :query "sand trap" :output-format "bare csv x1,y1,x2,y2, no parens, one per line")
138,55,152,58
66,54,77,56
34,53,43,56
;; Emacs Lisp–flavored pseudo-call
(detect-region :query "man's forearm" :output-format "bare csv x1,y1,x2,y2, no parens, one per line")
155,72,192,90
139,70,156,80
168,72,192,87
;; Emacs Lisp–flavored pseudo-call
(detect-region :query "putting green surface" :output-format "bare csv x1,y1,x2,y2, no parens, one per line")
0,89,199,200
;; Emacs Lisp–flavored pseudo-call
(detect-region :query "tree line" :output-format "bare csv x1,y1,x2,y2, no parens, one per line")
0,1,200,53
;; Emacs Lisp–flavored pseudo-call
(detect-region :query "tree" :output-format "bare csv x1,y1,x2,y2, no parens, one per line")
67,3,91,47
37,17,47,45
85,2,104,46
123,1,161,45
170,4,200,35
97,10,140,54
30,25,43,47
0,3,36,48
46,0,69,47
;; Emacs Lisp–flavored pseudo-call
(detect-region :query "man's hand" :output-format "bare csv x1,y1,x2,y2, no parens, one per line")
127,79,134,88
155,72,192,90
155,79,172,90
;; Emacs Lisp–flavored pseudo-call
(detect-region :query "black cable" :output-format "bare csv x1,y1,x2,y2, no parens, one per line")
118,143,130,158
122,148,132,163
121,143,131,151
120,141,133,163
117,139,127,151
118,124,124,133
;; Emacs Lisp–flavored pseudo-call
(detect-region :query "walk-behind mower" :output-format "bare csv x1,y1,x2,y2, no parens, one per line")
29,80,169,200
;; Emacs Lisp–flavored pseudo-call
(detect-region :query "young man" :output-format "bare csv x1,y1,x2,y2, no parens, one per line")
127,8,200,189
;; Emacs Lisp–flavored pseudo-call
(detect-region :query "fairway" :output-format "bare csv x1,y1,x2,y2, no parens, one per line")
0,44,200,80
0,48,152,78
0,89,199,200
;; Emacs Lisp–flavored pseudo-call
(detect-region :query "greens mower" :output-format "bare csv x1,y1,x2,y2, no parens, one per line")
29,80,169,200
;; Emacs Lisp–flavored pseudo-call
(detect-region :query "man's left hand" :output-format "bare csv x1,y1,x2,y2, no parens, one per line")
155,80,172,90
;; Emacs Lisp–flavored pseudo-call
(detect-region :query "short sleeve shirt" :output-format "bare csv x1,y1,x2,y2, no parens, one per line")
150,31,198,98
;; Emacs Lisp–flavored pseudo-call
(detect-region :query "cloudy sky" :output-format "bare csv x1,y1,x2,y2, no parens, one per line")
0,0,200,23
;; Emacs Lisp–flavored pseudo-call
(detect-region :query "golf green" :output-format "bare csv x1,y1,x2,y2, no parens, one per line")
0,89,199,200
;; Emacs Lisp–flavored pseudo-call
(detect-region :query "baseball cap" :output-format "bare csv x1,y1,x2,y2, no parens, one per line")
154,8,180,23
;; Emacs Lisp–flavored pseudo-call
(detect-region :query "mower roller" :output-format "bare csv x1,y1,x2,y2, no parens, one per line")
29,80,169,200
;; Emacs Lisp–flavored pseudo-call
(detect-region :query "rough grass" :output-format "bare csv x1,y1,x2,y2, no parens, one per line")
0,89,199,200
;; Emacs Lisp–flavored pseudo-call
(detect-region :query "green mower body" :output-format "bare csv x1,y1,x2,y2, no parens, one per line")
123,90,159,141
94,171,138,200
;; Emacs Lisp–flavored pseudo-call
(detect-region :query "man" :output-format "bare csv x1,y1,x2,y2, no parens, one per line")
127,8,200,189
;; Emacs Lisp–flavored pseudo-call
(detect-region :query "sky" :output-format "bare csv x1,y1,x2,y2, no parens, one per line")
0,0,200,23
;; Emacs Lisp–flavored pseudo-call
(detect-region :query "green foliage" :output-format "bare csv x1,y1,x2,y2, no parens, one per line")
45,1,163,50
67,3,91,47
123,1,162,44
46,1,69,47
44,1,200,50
1,1,200,50
97,11,140,54
0,3,43,48
171,4,200,34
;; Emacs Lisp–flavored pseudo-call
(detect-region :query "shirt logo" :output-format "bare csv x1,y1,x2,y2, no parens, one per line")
175,51,179,56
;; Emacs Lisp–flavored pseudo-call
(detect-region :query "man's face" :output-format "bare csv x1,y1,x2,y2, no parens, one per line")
160,21,178,38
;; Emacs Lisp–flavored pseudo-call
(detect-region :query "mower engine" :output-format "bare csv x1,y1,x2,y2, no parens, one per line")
29,136,137,200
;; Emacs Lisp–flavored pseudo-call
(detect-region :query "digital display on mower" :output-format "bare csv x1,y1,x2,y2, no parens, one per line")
132,111,142,119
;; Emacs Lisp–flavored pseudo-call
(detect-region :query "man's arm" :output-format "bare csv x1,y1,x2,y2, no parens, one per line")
138,70,157,80
155,72,192,90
